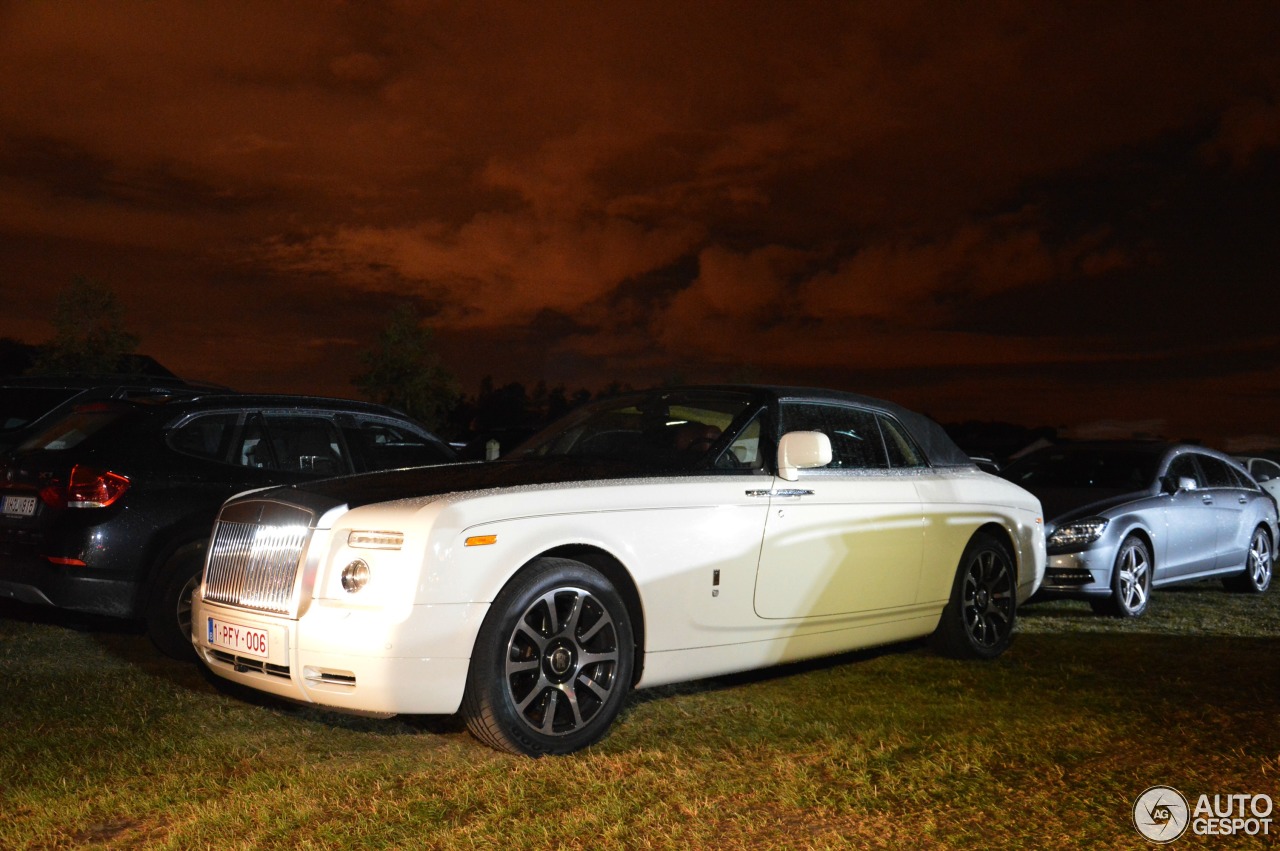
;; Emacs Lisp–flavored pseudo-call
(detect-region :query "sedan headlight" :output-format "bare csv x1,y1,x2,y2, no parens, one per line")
1047,517,1109,549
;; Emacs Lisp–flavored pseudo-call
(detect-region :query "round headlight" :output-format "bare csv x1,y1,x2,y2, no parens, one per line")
341,559,371,593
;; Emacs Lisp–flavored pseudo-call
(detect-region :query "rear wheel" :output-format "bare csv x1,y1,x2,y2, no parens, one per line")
462,558,634,756
145,543,206,660
1224,527,1272,594
933,532,1017,660
1093,535,1150,617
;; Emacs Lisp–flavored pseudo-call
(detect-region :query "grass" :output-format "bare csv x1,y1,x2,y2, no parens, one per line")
2,581,1278,850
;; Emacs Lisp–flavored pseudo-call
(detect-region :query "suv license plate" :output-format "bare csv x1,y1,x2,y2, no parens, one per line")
207,617,269,658
2,495,37,517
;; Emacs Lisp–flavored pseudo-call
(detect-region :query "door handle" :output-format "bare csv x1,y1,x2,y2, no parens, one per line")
746,489,814,498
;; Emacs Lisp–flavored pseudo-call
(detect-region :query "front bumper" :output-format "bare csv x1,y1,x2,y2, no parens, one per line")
1038,549,1113,597
192,596,490,716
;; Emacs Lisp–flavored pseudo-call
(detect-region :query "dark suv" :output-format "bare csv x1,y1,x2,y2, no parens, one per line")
0,394,456,657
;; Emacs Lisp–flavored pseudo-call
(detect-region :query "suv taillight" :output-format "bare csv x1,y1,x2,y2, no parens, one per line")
40,465,131,509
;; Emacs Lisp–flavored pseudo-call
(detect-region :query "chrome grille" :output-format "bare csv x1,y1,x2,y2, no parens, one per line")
202,501,314,615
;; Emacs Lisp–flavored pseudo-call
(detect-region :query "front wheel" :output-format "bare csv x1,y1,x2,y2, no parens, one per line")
932,532,1017,660
145,543,206,660
1093,535,1151,618
1224,527,1272,594
462,558,635,756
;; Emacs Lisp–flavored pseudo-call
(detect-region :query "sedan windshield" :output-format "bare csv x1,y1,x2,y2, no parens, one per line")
510,390,758,469
1002,448,1160,491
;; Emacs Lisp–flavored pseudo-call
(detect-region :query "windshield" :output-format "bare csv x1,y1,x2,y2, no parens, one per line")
510,390,759,469
1002,447,1159,491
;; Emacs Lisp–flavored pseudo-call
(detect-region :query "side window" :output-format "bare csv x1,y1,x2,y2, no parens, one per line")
1196,455,1236,489
344,418,453,472
168,413,239,462
878,415,926,468
1227,465,1255,490
261,413,349,475
780,403,888,470
1166,455,1202,489
238,414,271,469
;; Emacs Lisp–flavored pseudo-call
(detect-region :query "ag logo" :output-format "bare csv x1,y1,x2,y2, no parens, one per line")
1134,786,1190,843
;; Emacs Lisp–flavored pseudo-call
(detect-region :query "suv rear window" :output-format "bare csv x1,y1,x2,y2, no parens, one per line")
0,387,83,432
18,405,131,452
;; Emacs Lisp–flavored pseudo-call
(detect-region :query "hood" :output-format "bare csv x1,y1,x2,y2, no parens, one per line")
231,455,693,517
1029,486,1154,528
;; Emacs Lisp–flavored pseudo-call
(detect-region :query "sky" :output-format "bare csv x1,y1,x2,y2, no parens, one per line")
2,2,1279,448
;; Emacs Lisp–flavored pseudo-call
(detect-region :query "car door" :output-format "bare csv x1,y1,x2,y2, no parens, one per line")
1196,454,1253,573
754,402,925,619
1159,453,1221,580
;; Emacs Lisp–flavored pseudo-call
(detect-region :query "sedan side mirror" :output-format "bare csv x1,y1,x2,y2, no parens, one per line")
1165,475,1198,493
777,431,832,482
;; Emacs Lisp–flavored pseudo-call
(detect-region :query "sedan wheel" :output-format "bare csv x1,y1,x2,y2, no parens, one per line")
1096,535,1151,618
463,558,634,756
933,532,1016,660
1225,527,1272,594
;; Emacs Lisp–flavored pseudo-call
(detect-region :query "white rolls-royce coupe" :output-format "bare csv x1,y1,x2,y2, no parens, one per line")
192,386,1045,755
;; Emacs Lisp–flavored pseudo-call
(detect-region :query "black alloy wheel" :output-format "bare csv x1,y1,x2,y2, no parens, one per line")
462,557,634,756
933,532,1017,660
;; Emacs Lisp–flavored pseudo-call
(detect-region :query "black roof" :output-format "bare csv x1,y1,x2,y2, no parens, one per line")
583,384,976,468
171,393,415,416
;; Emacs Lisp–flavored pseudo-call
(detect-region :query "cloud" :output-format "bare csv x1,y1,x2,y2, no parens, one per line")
2,2,1280,444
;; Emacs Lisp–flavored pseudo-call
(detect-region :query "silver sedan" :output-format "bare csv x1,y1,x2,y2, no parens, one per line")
1002,442,1276,617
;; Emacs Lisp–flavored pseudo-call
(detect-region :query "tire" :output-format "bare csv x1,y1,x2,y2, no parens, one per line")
145,542,207,660
1093,535,1151,618
1224,527,1272,594
462,557,634,756
932,532,1017,660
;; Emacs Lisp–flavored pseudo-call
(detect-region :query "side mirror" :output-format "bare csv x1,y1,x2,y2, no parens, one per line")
777,431,832,482
1165,475,1197,493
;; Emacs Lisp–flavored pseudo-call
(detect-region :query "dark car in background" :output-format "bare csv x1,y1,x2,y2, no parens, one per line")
0,374,225,453
0,394,455,657
1001,442,1276,617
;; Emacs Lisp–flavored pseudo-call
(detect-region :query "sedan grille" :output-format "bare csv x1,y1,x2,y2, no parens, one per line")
202,501,314,616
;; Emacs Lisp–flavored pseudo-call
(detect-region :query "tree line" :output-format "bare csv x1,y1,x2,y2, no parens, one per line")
7,280,1061,459
2,279,609,441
